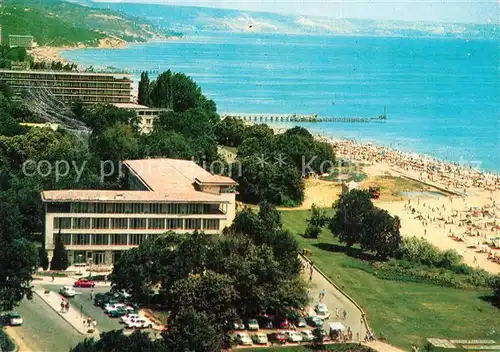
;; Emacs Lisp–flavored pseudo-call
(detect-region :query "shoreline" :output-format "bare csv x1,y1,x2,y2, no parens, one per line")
29,35,184,65
267,123,500,274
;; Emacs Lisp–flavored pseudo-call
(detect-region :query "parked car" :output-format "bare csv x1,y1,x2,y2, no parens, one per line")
312,327,329,342
275,317,291,329
256,315,273,329
252,333,268,345
105,303,133,314
59,286,76,298
306,315,324,327
314,303,330,319
73,278,95,288
284,330,303,343
246,318,259,330
300,330,314,342
235,333,252,345
267,333,287,344
125,318,153,329
295,317,307,327
233,320,245,330
108,308,132,318
120,313,141,324
6,312,23,326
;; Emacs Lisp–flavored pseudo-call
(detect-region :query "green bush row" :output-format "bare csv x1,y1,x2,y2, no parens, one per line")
0,328,15,352
36,271,69,277
372,260,494,289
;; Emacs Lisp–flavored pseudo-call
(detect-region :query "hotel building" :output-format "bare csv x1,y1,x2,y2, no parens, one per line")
0,69,133,104
113,103,170,133
41,158,237,266
8,35,34,49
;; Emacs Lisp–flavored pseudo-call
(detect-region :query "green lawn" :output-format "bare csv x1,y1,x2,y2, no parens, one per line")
244,344,374,352
280,209,500,350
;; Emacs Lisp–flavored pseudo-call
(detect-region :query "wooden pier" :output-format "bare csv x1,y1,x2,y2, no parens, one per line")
220,113,386,123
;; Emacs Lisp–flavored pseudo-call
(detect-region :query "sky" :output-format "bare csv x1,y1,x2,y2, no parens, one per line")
94,0,498,24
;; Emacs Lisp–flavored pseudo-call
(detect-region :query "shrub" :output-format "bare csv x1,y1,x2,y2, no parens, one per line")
0,328,15,352
38,247,49,270
36,270,69,277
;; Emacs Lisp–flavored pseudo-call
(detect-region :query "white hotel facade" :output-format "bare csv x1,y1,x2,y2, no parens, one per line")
41,158,237,266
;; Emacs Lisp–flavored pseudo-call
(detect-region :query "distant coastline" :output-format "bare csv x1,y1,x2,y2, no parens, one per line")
30,35,184,65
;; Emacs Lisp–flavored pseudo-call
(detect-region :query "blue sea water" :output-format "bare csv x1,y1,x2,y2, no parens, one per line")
61,32,500,171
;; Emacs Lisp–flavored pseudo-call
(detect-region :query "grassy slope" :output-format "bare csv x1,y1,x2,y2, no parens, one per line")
0,0,170,46
280,209,500,349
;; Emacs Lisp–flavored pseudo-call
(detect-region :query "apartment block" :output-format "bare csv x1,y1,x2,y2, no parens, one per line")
8,35,34,48
41,158,237,266
0,69,133,104
113,103,170,133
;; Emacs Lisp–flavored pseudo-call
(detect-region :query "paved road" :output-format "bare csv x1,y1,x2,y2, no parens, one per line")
10,293,84,352
7,284,124,352
304,258,366,341
42,284,122,333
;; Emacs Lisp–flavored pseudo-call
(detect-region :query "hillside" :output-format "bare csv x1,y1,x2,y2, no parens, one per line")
89,2,498,39
0,0,173,47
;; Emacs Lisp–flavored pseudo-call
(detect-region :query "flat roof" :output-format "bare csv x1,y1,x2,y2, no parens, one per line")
41,190,228,203
42,158,237,203
0,69,132,78
113,103,169,110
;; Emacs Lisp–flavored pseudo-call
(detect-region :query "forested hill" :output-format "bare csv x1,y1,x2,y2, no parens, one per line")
0,0,174,47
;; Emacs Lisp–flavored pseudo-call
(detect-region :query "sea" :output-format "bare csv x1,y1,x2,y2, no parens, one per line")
61,32,500,172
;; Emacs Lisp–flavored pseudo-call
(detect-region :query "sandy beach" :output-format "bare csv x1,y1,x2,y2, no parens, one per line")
29,37,128,65
269,125,500,274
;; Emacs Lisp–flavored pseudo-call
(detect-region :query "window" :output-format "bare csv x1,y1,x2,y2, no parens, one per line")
111,218,128,229
93,234,109,246
73,234,91,245
149,218,165,229
95,203,106,213
73,218,91,229
131,203,144,213
47,203,70,213
167,204,180,214
150,203,161,214
92,218,109,229
185,219,202,230
111,234,128,246
203,219,220,230
53,217,71,229
113,203,126,213
129,234,147,246
166,219,183,229
130,218,146,229
54,233,72,245
72,203,89,213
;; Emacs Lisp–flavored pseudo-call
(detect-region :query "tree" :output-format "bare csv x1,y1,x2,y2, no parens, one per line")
167,271,238,332
138,71,150,106
50,231,69,270
329,189,374,247
237,156,304,206
0,236,38,310
258,201,282,232
38,246,49,271
70,330,168,352
164,307,222,352
361,208,402,259
305,204,327,238
214,117,246,147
